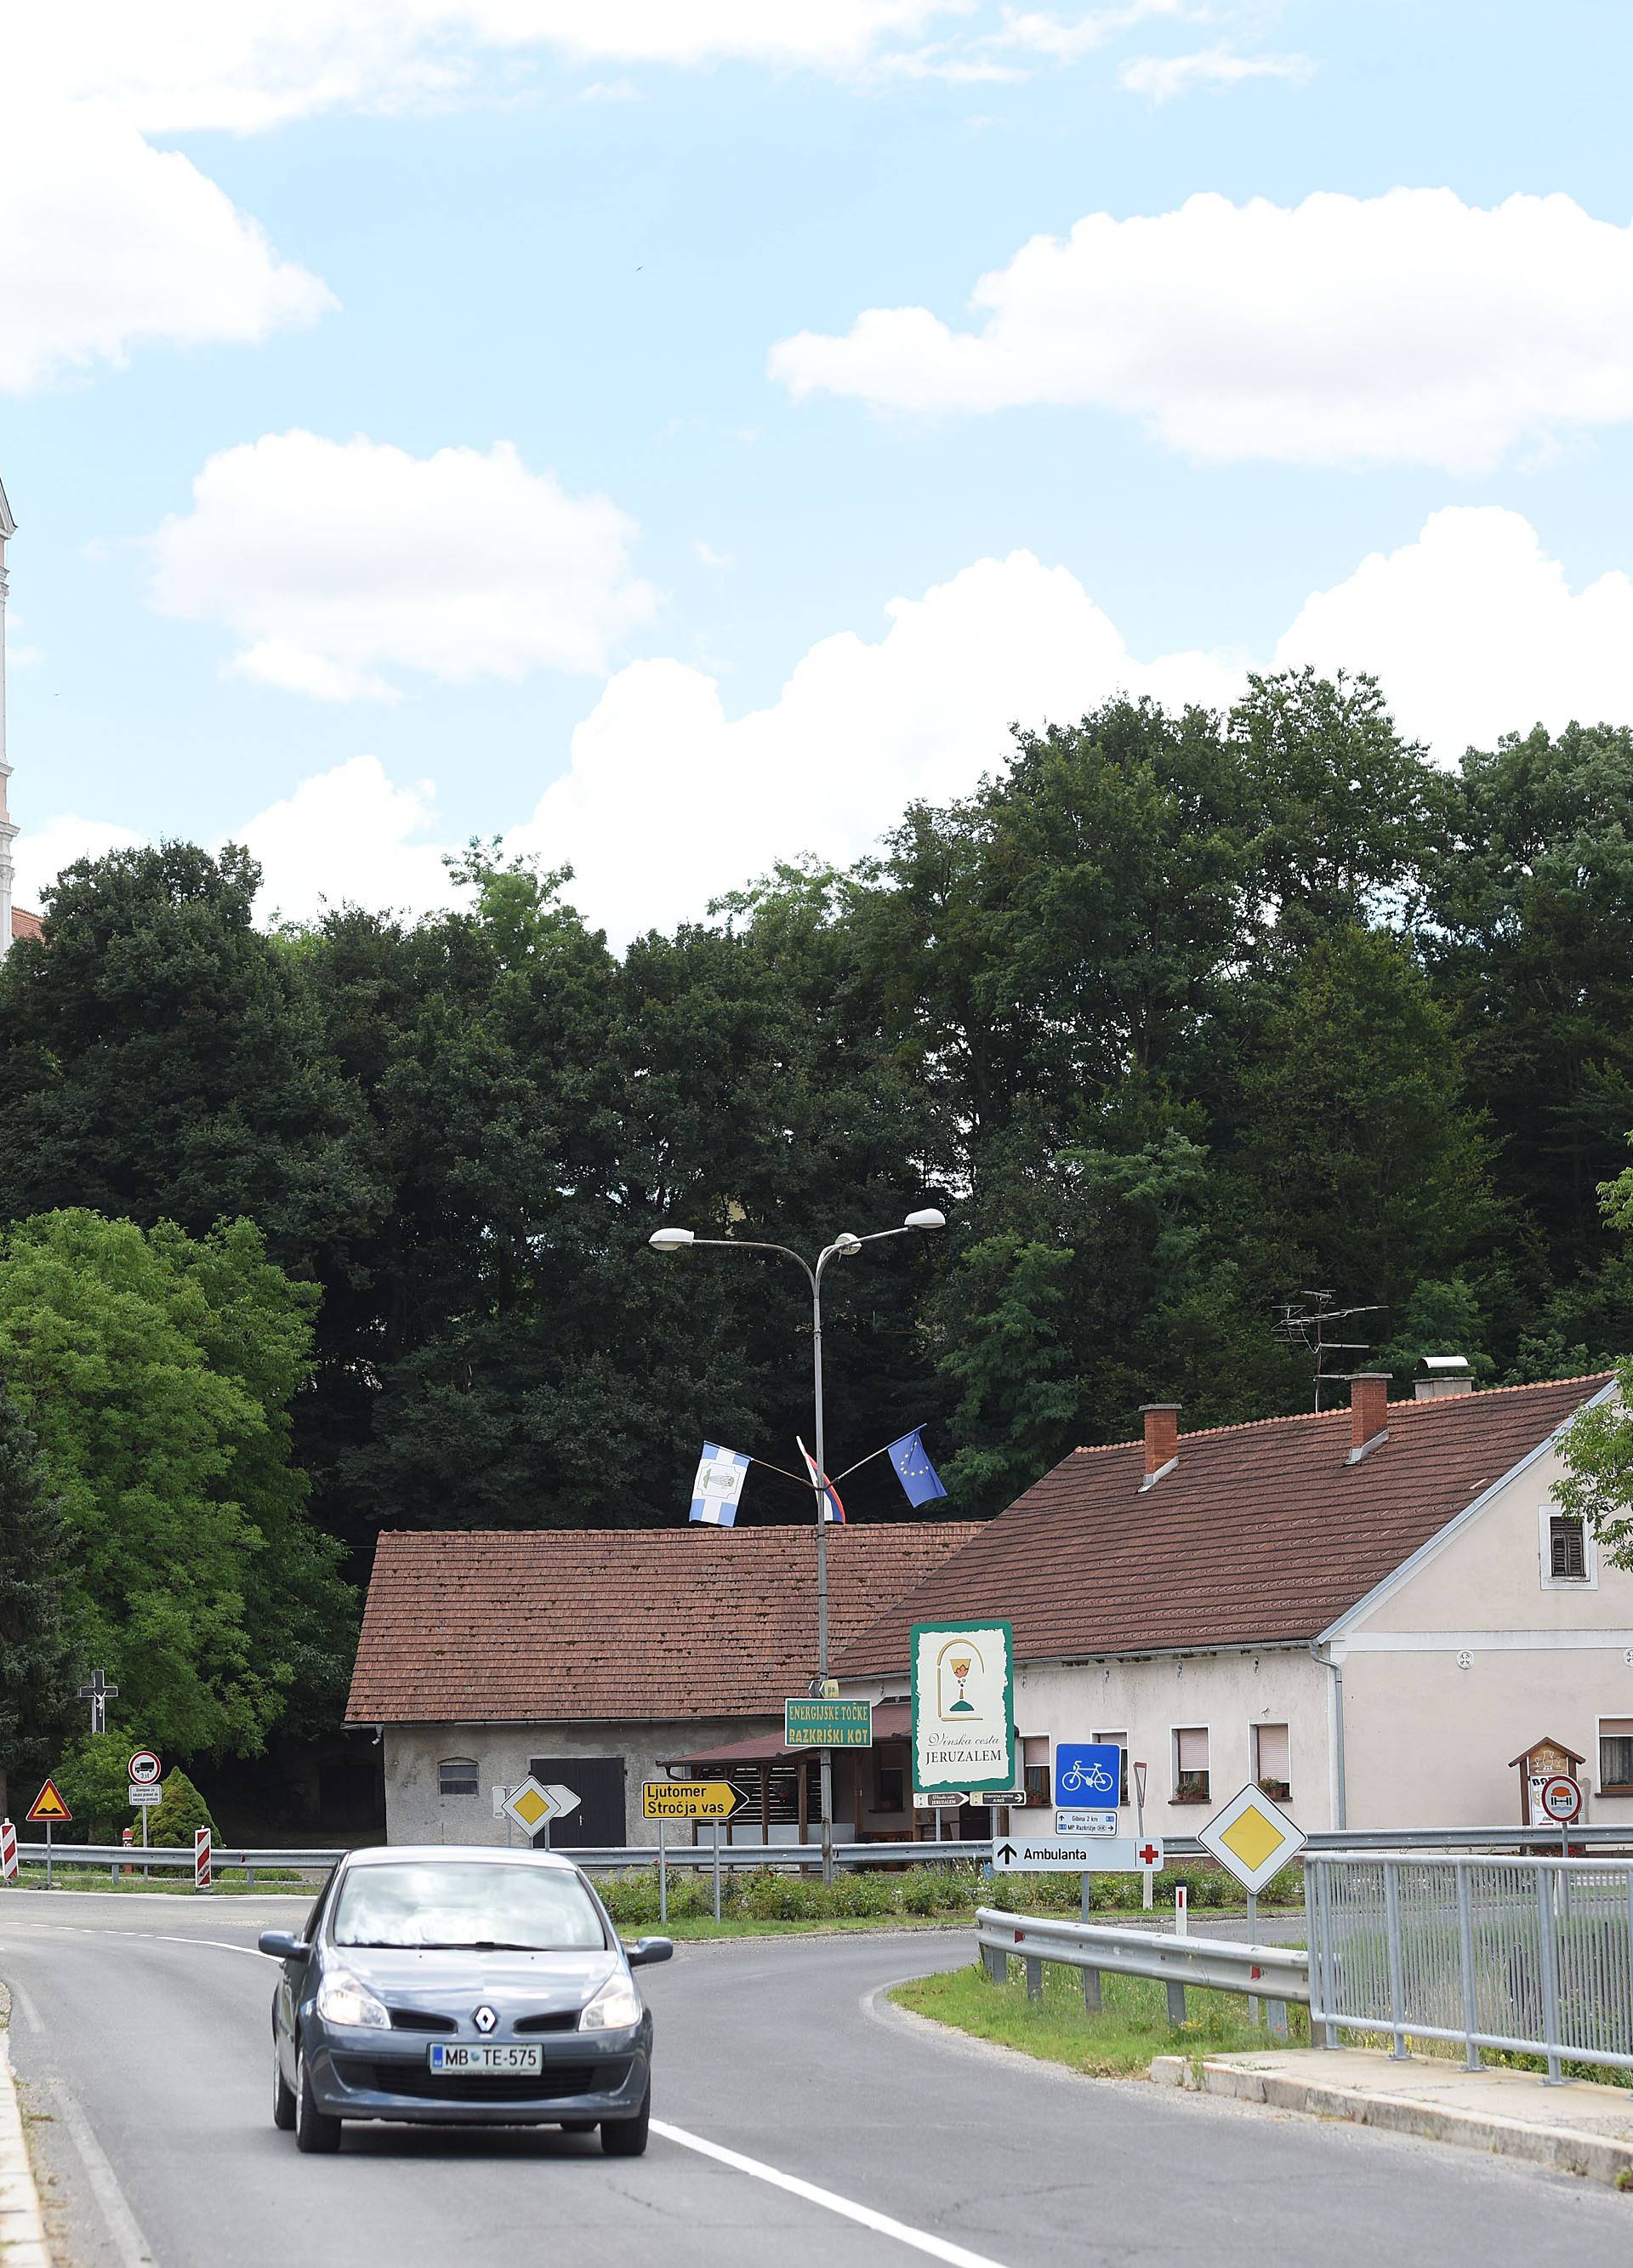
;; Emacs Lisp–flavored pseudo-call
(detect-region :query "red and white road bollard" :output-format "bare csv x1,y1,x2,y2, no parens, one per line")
122,1824,134,1878
0,1819,16,1884
194,1824,212,1893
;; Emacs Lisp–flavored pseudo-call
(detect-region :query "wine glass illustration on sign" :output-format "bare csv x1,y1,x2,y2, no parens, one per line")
938,1638,983,1716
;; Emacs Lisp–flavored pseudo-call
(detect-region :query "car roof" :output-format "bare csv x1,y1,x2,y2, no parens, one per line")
340,1843,582,1872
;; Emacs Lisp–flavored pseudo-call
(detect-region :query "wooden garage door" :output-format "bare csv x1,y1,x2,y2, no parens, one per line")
528,1754,625,1848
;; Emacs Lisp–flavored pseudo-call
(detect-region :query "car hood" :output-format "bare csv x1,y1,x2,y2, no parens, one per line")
328,1945,620,2014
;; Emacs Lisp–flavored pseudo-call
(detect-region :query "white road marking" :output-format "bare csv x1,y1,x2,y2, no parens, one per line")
6,1921,274,1961
651,2120,1010,2268
42,2077,158,2268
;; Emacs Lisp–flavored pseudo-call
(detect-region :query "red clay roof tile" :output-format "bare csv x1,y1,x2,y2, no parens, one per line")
833,1376,1613,1678
346,1523,982,1724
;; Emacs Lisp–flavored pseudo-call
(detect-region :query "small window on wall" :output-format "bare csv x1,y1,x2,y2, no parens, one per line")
1095,1732,1130,1804
1254,1723,1291,1802
1022,1734,1050,1810
1550,1516,1589,1581
1601,1720,1633,1795
438,1758,479,1798
876,1764,906,1812
1173,1727,1209,1804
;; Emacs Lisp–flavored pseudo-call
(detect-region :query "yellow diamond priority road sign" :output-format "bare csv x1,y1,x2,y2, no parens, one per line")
500,1777,579,1837
1197,1783,1306,1895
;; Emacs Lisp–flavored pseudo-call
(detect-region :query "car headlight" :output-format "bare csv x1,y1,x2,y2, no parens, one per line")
316,1972,390,2030
579,1974,642,2032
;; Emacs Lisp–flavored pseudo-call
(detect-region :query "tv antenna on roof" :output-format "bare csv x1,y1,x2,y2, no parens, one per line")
1274,1291,1384,1414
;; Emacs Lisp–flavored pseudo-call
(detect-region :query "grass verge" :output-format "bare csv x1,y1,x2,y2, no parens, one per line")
890,1958,1310,2077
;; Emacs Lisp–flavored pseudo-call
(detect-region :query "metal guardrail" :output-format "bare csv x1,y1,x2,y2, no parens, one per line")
976,1905,1308,2038
1306,1851,1633,2082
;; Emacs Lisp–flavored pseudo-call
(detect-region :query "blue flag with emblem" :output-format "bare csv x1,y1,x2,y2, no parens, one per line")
886,1427,947,1507
690,1443,750,1525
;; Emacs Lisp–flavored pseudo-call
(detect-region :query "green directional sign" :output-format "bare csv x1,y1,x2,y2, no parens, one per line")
784,1698,873,1748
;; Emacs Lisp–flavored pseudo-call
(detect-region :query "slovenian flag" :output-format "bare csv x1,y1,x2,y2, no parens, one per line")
796,1438,846,1524
690,1443,751,1525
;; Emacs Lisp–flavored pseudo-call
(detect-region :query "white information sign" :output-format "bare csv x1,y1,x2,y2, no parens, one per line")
1055,1809,1119,1836
992,1833,1164,1875
1196,1783,1306,1895
910,1619,1016,1796
128,1785,162,1806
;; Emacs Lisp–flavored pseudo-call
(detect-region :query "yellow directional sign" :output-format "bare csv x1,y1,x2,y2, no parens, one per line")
1197,1783,1306,1895
642,1781,742,1821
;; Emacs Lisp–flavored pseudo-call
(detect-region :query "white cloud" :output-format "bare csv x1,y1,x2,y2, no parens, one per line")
1118,43,1312,100
31,512,1633,943
770,189,1633,474
991,3,1198,62
147,431,657,698
1276,505,1633,757
0,101,333,393
239,756,458,920
6,5,976,132
510,551,1240,937
692,539,733,569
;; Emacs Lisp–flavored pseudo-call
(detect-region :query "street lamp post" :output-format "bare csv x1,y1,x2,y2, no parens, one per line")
649,1207,945,1882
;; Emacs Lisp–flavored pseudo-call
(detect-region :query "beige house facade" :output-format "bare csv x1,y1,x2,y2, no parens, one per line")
834,1371,1626,1840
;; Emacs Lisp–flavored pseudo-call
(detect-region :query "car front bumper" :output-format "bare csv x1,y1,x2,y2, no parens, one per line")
305,2020,651,2126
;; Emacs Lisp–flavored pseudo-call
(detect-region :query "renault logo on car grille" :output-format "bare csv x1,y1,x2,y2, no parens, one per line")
473,2004,498,2034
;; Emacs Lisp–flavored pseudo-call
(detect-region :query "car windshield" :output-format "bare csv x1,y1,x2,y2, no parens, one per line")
331,1862,608,1952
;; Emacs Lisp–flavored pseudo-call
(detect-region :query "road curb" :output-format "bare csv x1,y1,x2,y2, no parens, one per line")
1150,2053,1633,2190
0,1987,51,2266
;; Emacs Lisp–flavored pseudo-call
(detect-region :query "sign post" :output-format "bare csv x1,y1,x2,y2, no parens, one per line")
1196,1783,1307,2037
27,1780,71,1891
194,1825,212,1894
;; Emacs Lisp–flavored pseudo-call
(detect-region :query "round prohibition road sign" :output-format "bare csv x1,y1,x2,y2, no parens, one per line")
128,1750,162,1787
1539,1772,1583,1824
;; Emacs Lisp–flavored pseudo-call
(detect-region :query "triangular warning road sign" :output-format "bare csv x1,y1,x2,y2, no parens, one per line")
27,1777,71,1823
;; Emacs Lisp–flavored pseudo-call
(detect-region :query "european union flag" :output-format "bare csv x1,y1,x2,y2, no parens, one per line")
886,1427,947,1508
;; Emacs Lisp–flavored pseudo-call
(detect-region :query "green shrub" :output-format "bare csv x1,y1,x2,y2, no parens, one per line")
741,1869,822,1921
149,1768,216,1847
828,1869,895,1918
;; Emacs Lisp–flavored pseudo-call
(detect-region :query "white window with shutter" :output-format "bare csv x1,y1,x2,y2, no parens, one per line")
438,1757,479,1798
1538,1503,1597,1588
1253,1722,1291,1800
1172,1726,1209,1804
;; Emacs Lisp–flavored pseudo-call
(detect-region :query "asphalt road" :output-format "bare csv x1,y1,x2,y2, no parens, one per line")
4,1890,1632,2268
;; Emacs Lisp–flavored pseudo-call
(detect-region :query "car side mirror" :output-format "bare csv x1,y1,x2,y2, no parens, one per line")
624,1937,674,1968
258,1930,310,1962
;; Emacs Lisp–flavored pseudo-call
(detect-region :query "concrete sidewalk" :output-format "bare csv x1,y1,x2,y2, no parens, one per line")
1152,2043,1633,2189
0,1988,49,2266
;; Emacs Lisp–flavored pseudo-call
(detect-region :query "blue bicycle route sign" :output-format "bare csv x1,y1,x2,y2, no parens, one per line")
1053,1742,1122,1809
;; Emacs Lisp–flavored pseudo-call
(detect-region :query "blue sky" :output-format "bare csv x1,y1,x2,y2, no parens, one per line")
7,2,1633,937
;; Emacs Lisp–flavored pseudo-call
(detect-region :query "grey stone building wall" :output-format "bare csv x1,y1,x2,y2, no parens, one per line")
383,1717,781,1847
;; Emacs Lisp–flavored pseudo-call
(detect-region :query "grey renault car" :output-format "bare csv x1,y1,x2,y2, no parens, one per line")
259,1844,671,2155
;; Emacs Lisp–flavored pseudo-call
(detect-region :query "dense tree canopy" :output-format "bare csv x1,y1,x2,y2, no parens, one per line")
4,667,1632,1772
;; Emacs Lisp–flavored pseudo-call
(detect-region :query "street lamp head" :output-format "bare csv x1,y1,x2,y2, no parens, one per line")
832,1231,863,1256
903,1208,947,1232
647,1227,695,1254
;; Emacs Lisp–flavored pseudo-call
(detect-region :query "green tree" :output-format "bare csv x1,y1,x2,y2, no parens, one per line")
149,1767,216,1846
1425,723,1633,1275
0,1391,76,1818
0,1209,351,1757
57,1729,163,1840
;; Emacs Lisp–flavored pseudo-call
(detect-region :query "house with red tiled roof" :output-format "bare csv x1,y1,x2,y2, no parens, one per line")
834,1371,1633,1835
346,1523,980,1848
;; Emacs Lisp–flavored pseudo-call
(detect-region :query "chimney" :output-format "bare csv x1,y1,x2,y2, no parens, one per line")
1414,1355,1472,1400
1139,1403,1181,1489
1347,1372,1390,1461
